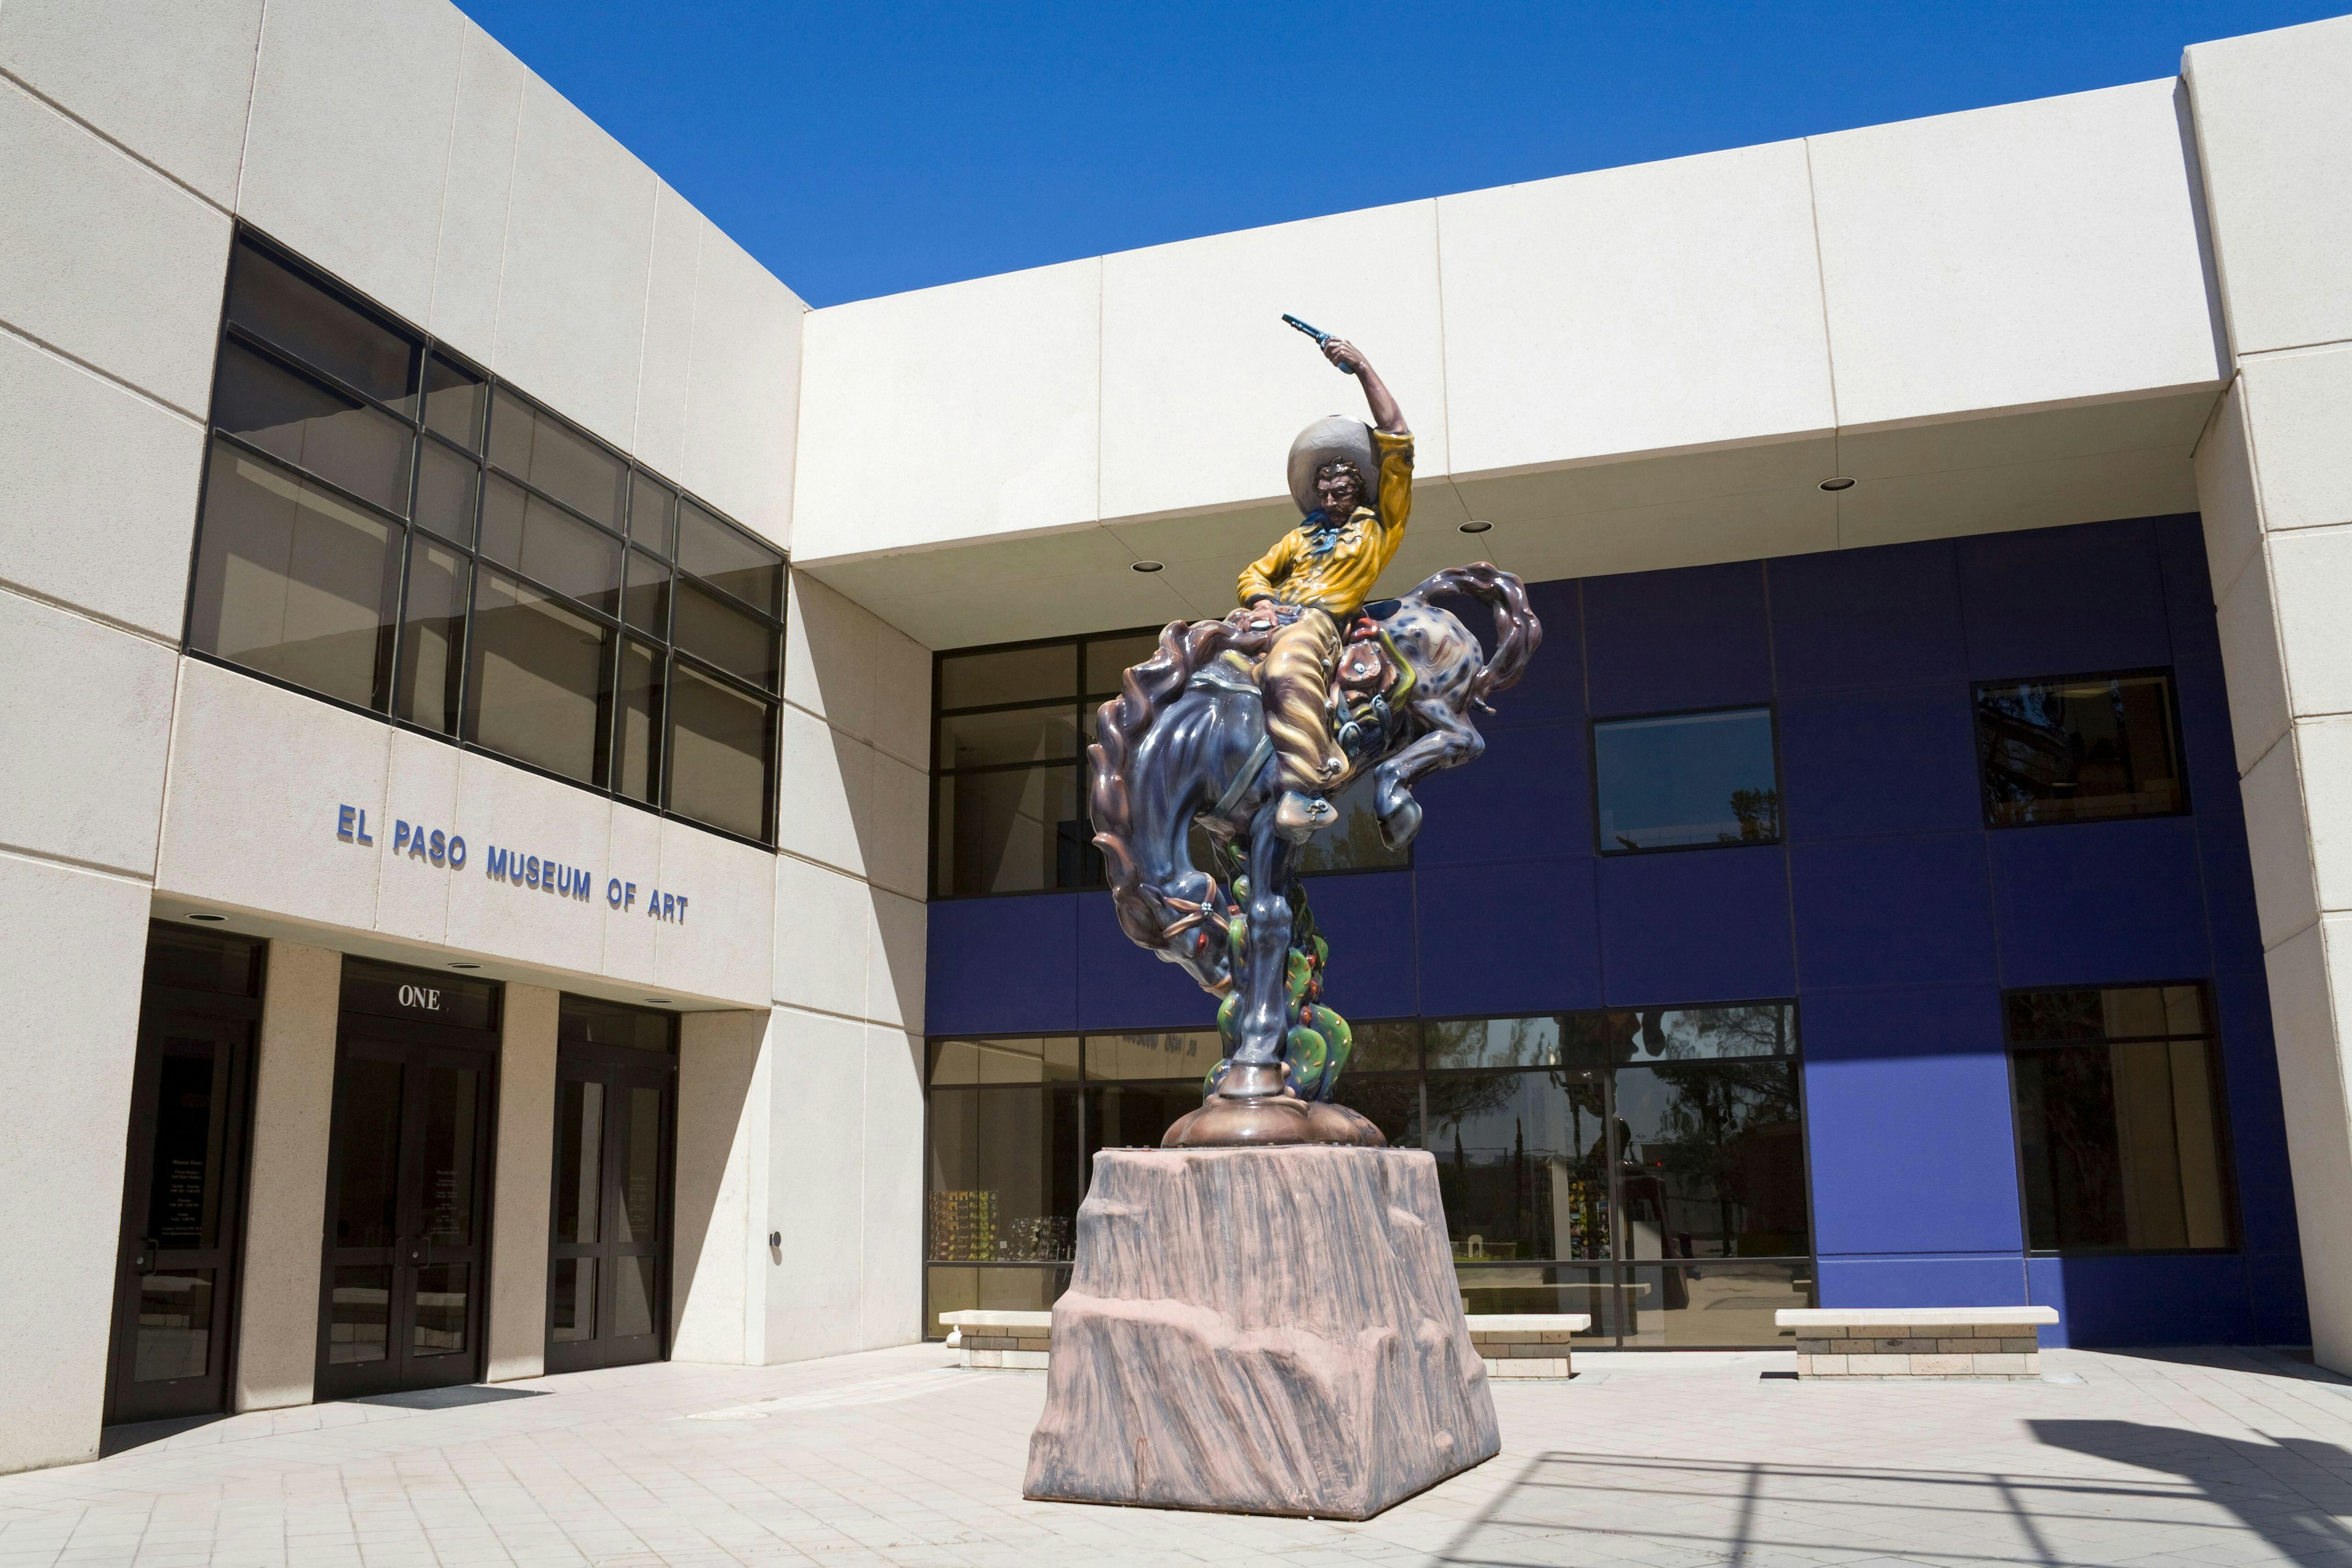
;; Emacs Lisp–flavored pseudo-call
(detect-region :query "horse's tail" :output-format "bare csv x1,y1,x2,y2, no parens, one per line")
1090,616,1270,953
1403,562,1543,704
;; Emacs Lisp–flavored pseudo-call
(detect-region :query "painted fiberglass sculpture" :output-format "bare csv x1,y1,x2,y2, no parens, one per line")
1088,328,1542,1147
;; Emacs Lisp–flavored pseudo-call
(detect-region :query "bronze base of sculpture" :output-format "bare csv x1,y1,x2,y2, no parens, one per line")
1160,1064,1387,1148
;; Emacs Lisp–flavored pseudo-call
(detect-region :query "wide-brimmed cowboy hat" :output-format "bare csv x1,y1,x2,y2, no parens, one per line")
1286,415,1378,516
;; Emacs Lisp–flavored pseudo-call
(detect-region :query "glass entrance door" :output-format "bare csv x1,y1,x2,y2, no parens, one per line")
546,998,676,1373
317,1021,497,1399
105,1008,255,1423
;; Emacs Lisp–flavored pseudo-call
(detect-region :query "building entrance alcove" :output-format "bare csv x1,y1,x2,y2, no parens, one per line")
545,996,677,1373
104,924,265,1427
314,960,502,1400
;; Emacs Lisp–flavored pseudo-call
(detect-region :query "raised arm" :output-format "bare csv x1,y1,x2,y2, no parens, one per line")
1319,337,1406,435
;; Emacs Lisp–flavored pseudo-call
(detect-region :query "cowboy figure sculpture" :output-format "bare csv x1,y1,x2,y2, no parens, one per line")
1088,322,1542,1147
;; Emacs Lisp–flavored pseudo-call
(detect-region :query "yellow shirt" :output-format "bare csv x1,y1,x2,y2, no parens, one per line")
1237,428,1414,615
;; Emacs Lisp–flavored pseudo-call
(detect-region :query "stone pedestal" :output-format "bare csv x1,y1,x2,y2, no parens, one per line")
1023,1145,1499,1519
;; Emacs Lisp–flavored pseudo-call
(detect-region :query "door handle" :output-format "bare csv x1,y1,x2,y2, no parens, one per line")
133,1237,159,1275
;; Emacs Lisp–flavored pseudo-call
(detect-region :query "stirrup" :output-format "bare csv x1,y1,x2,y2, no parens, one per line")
1273,790,1336,841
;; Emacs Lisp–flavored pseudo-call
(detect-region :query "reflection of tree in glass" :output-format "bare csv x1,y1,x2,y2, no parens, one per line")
1720,788,1780,843
1292,775,1408,873
1643,1061,1799,1256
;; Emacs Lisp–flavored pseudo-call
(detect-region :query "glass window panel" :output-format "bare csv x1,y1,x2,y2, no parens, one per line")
1457,1264,1623,1329
215,341,415,514
938,704,1079,769
1332,1072,1422,1148
623,549,670,638
413,1262,469,1355
940,644,1075,710
1346,1020,1420,1072
2008,985,2210,1045
549,1257,595,1343
332,1057,402,1249
558,996,675,1052
616,1256,657,1338
673,578,778,690
486,390,624,529
629,471,676,557
1084,1083,1204,1173
146,1052,228,1249
227,241,418,408
2012,1038,2232,1252
393,535,467,734
1084,1031,1219,1083
142,927,264,997
466,568,612,786
613,640,664,806
189,442,399,709
1976,672,2185,828
479,473,621,614
619,1087,661,1243
132,1269,215,1382
420,1066,478,1247
925,1266,1071,1330
326,1265,391,1363
1593,707,1780,852
676,499,782,616
555,1079,603,1245
1428,1016,1562,1071
924,1085,1082,1260
1614,1062,1808,1260
1615,1261,1812,1349
1427,1069,1610,1263
413,436,478,546
1589,1004,1798,1064
1084,633,1161,695
928,1037,1080,1085
422,355,484,450
1291,772,1411,873
668,662,772,839
934,764,1085,896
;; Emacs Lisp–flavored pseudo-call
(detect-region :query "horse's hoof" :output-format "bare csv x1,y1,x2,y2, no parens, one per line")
1273,791,1336,841
1302,1099,1387,1147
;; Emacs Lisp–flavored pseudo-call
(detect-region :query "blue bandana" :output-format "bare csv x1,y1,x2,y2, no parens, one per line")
1300,508,1351,559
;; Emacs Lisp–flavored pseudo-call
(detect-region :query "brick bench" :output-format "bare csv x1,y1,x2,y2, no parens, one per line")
939,1310,1051,1369
1466,1314,1591,1379
941,1310,1593,1378
1776,1307,2059,1379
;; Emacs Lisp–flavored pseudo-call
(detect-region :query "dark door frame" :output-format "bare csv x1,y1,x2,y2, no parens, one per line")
314,1008,502,1400
544,1038,677,1374
103,992,260,1425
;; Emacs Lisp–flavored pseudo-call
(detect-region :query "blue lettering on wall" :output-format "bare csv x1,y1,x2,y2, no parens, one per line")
331,802,689,925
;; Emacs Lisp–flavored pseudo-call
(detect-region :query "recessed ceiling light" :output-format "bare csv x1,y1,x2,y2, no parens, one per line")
1131,560,1164,573
645,997,672,1005
1819,477,1856,492
448,962,482,970
1459,520,1493,534
187,913,226,923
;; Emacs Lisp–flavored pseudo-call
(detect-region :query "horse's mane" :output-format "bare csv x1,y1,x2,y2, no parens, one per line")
1088,616,1270,951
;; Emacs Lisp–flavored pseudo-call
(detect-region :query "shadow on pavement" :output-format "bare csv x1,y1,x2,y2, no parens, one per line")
2031,1419,2352,1565
349,1384,550,1411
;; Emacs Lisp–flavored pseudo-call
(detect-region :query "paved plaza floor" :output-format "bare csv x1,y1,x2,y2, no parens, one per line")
9,1343,2352,1567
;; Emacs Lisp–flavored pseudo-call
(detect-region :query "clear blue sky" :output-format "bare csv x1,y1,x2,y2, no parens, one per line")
456,1,2342,309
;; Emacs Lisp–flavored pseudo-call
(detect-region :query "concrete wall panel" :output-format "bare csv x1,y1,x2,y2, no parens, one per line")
2237,349,2352,535
2184,13,2352,355
633,185,703,482
1442,140,1833,475
671,1008,767,1364
234,938,339,1412
859,1025,923,1347
652,816,775,1007
238,0,461,328
772,854,869,1017
1099,200,1446,521
0,854,150,1473
491,75,656,454
440,749,616,976
0,333,208,638
0,78,232,415
428,20,525,363
1811,79,2225,429
793,259,1101,560
682,222,805,549
373,729,460,946
0,595,176,877
761,1006,867,1357
0,0,262,208
486,982,557,1382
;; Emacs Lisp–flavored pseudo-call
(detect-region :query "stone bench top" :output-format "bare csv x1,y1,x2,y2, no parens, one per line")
1464,1314,1593,1332
938,1310,1052,1330
1777,1307,2058,1327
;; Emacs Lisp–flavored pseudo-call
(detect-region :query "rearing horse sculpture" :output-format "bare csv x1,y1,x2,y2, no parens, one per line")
1088,330,1541,1147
